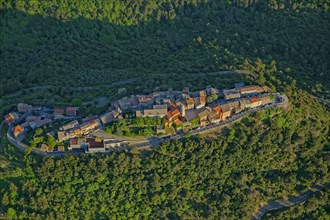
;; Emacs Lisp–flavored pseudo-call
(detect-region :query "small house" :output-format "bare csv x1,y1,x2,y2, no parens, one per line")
86,137,105,153
12,125,24,138
66,107,77,116
186,97,195,109
57,146,65,152
69,138,86,150
223,89,240,100
197,109,210,126
17,103,33,113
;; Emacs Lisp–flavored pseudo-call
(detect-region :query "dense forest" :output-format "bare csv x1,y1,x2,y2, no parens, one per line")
1,102,329,218
0,0,329,100
0,0,329,219
1,63,329,218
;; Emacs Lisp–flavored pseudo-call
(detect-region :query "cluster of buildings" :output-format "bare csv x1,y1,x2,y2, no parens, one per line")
4,104,78,141
68,137,124,153
3,82,274,154
38,143,65,153
57,119,101,142
98,83,273,129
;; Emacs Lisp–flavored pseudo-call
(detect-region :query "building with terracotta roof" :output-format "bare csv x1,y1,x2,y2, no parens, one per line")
12,125,24,138
186,97,195,109
240,85,264,95
219,101,239,120
197,108,210,126
167,109,181,121
200,91,206,106
57,146,65,151
249,97,262,108
53,108,65,115
259,94,273,105
164,109,182,127
80,119,101,135
208,110,221,124
69,138,86,150
66,107,77,116
173,118,183,126
212,106,223,119
4,113,19,125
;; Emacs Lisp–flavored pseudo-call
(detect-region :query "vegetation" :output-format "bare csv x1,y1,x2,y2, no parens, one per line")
206,93,218,103
265,188,330,219
0,91,329,218
0,0,329,218
0,0,329,102
105,117,163,137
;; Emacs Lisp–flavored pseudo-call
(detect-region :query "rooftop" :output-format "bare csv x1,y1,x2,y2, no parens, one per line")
86,138,104,149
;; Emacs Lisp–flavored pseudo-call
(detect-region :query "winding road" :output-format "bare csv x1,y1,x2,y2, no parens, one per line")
252,182,330,220
6,94,288,157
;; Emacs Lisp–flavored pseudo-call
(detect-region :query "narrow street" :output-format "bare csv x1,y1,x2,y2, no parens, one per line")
5,94,288,157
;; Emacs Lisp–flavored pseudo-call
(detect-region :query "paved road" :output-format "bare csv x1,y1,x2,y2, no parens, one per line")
252,182,330,220
6,94,288,157
6,131,48,156
189,70,257,78
5,78,138,98
3,69,253,99
130,94,287,148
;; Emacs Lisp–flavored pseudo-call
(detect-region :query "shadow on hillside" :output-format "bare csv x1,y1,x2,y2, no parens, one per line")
1,3,328,100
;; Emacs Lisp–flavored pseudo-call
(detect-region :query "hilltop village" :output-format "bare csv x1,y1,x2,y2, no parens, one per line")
4,83,280,154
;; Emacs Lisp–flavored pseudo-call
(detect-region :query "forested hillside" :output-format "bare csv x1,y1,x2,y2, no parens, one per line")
0,0,329,219
1,61,329,219
0,0,329,99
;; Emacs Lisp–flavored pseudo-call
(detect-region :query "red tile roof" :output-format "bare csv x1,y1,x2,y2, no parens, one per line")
212,106,221,113
5,114,14,124
13,125,24,136
54,109,65,114
173,118,183,126
186,97,195,105
240,85,264,93
250,97,260,103
171,109,180,117
66,107,76,116
70,139,78,145
200,96,206,104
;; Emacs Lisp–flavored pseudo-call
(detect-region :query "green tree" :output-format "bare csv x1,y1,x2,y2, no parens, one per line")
71,98,82,107
7,208,16,218
2,193,9,206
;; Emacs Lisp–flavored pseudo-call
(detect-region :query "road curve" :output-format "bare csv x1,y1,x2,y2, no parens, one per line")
6,94,287,157
252,182,330,220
